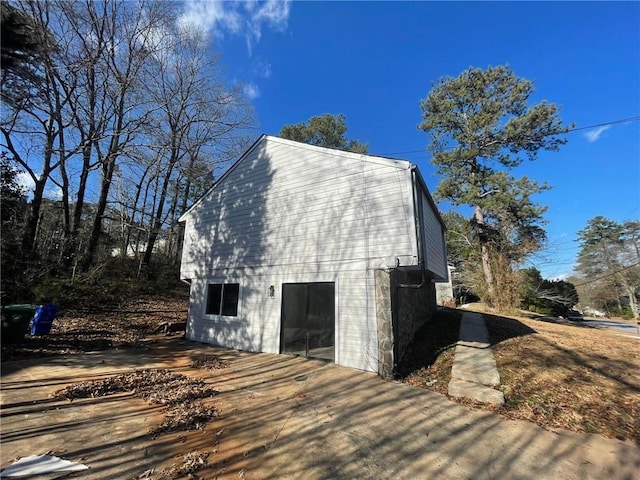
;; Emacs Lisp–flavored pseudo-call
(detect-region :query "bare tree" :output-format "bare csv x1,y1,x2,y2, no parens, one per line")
138,28,253,267
2,0,253,282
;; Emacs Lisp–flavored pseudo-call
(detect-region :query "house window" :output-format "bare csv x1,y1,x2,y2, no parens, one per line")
206,283,239,316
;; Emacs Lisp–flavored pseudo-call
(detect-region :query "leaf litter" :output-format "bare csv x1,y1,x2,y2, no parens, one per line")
403,305,639,443
54,369,220,435
136,449,216,480
189,355,230,370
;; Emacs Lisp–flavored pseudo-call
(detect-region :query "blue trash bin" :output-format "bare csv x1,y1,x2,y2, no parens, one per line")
31,304,59,336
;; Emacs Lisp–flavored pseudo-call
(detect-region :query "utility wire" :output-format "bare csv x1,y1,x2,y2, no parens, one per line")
573,261,640,287
375,115,640,157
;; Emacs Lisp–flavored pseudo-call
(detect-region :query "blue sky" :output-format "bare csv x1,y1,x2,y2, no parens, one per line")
186,1,640,279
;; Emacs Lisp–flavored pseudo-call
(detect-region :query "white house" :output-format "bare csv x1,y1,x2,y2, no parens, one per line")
179,135,447,375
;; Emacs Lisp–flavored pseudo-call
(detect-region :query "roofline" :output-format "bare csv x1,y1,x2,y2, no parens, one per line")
178,134,267,222
178,134,444,225
265,135,412,169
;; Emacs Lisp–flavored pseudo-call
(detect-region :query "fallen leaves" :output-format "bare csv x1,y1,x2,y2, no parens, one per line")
1,295,189,361
485,313,640,443
54,369,220,435
189,355,230,370
137,449,215,480
400,308,462,396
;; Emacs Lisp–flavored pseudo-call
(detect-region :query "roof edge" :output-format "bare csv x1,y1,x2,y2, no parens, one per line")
178,134,267,222
264,135,412,170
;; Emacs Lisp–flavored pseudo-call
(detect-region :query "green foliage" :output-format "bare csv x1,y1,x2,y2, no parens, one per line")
0,2,47,71
419,65,571,171
419,65,571,308
0,2,55,107
520,267,579,316
0,153,27,221
280,113,368,153
1,154,28,304
574,216,640,319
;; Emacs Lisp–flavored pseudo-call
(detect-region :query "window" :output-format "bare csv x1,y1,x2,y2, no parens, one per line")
205,283,239,316
221,283,239,316
205,284,222,315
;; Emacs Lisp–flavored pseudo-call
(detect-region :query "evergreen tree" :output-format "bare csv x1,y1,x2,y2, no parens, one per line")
419,65,571,307
575,217,639,319
280,113,368,153
1,153,28,303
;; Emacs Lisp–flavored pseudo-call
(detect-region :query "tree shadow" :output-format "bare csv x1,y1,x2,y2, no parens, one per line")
482,312,538,345
394,307,461,378
2,338,638,479
180,137,422,372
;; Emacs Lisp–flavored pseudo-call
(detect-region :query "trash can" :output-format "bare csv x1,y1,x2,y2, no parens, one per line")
31,304,59,336
1,304,36,343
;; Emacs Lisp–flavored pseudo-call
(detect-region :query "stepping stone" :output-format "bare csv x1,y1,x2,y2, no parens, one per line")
448,379,505,406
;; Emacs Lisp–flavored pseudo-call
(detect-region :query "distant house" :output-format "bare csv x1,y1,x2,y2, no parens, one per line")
436,265,456,306
179,135,448,376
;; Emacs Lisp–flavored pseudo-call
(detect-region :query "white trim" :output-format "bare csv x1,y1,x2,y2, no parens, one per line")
405,167,420,262
178,135,267,222
201,278,244,321
266,135,411,170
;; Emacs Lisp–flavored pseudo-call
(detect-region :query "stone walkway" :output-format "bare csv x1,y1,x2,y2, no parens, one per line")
448,311,505,405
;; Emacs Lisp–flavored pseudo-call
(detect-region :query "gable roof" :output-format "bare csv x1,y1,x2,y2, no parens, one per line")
178,134,443,227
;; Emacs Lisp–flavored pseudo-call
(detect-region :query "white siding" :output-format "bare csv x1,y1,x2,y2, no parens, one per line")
419,189,447,280
180,136,421,373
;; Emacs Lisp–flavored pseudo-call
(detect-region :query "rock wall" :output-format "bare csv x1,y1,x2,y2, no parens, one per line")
375,268,436,379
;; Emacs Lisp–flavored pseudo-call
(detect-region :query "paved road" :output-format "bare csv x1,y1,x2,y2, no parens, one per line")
582,318,640,336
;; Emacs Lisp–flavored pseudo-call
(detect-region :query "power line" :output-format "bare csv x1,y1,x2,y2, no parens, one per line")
568,116,640,133
573,261,640,287
375,115,640,157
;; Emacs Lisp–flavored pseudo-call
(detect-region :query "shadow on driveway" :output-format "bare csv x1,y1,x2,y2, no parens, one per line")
1,337,638,479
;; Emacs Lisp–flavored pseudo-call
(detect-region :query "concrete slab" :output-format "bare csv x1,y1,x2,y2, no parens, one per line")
448,378,506,405
450,343,501,387
458,312,491,345
448,311,504,405
2,338,638,479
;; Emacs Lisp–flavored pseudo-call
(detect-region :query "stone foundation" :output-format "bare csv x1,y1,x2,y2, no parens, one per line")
375,268,436,379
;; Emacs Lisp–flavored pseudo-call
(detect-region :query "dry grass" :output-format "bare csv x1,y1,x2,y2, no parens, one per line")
402,304,639,443
484,312,640,443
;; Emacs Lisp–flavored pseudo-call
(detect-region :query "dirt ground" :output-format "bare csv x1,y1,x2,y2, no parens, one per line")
2,337,639,480
1,294,189,362
2,298,639,478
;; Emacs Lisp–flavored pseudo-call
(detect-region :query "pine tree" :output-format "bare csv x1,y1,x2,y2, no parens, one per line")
419,65,571,307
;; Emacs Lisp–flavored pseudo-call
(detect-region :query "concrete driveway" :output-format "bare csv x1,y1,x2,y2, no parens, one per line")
1,338,638,479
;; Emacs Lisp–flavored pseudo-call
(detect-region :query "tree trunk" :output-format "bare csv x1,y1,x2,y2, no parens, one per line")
84,154,116,269
621,281,639,320
475,204,497,304
23,179,47,254
142,159,176,266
